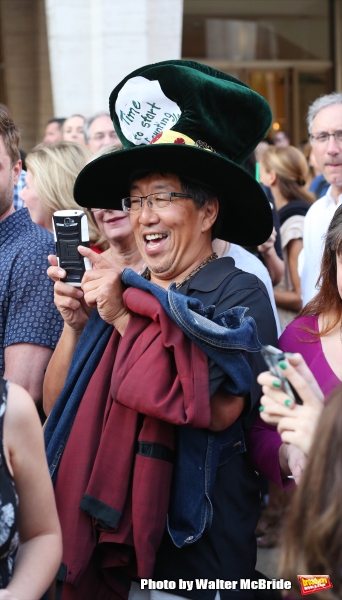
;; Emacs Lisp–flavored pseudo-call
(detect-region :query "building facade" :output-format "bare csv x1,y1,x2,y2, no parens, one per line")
182,0,342,146
0,0,341,151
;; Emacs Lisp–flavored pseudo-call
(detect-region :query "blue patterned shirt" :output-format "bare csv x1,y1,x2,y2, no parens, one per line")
0,208,63,376
13,170,26,211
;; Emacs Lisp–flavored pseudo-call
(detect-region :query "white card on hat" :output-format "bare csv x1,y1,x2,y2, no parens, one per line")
115,76,181,146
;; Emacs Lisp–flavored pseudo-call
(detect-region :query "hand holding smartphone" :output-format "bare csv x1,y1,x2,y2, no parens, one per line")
261,345,303,405
52,210,92,287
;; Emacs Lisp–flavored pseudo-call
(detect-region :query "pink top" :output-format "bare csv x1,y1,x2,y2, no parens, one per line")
279,314,341,399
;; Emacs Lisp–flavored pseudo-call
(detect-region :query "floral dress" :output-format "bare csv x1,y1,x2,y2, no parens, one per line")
0,378,19,588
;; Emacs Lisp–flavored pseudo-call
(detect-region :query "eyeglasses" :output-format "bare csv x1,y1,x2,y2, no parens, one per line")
122,192,191,213
87,208,105,214
309,130,342,145
90,132,118,141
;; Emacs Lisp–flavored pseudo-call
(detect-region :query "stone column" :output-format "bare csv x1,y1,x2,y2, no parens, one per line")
0,0,53,150
335,0,342,92
44,0,184,117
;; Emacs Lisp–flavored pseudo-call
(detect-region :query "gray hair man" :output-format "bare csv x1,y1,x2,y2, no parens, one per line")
84,111,119,153
300,92,342,306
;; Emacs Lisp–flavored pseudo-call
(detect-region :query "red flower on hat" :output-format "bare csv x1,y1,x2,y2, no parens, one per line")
151,133,163,144
174,138,185,144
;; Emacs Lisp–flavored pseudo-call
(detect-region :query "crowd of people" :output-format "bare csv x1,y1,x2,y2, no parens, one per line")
0,59,341,600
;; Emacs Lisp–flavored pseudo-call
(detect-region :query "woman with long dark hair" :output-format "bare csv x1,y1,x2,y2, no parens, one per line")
257,206,342,548
279,204,342,397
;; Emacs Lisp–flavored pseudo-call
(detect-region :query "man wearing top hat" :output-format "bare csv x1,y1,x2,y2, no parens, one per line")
49,61,301,599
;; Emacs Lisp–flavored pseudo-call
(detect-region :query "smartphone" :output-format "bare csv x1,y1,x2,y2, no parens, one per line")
261,345,303,405
52,210,92,287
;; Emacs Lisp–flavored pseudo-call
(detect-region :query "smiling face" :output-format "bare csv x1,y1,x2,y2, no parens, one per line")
92,208,134,245
128,172,218,287
311,104,342,192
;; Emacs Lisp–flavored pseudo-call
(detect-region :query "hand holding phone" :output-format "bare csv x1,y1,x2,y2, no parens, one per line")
52,210,92,287
261,345,303,405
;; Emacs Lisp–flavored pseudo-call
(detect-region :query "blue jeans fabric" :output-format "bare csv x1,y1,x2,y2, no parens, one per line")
167,419,246,547
122,269,262,397
45,270,260,546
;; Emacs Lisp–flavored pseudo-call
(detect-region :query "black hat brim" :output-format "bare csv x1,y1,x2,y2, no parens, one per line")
74,144,273,246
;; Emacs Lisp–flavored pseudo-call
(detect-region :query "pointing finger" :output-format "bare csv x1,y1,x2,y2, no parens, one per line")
78,245,113,270
48,254,58,267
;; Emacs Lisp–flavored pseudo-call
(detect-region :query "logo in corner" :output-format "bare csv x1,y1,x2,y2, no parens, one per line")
297,575,333,595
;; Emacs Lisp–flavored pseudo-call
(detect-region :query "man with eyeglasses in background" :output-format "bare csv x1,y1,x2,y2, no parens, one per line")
84,111,120,153
299,93,342,306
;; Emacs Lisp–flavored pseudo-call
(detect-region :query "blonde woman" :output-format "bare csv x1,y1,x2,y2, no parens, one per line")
43,143,145,415
20,141,107,251
260,146,315,331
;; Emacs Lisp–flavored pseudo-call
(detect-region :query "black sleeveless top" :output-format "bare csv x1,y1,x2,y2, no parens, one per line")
0,378,19,588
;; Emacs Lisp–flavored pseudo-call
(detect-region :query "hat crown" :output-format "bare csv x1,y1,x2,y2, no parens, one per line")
110,60,272,165
73,59,273,248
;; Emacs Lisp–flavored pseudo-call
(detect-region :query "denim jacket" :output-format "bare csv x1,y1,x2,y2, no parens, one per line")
122,269,261,397
45,267,261,547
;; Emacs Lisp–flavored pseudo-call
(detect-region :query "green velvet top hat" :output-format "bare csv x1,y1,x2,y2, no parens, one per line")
74,60,273,245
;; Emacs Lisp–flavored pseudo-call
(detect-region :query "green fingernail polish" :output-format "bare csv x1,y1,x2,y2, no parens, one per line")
279,361,287,370
259,405,264,412
285,399,292,407
272,380,281,388
286,352,294,356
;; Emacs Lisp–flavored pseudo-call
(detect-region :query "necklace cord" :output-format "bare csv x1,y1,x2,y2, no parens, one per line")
142,252,218,287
